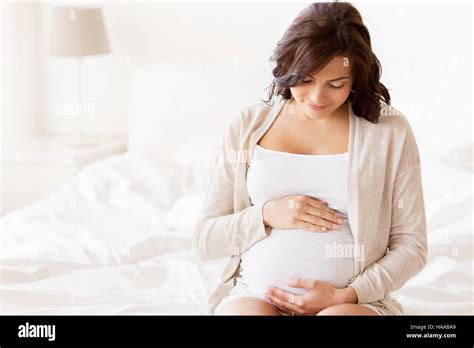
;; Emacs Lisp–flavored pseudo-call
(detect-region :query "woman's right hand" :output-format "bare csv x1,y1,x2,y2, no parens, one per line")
262,194,343,232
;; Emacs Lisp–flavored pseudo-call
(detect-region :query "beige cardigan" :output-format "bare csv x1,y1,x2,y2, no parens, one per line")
193,96,428,315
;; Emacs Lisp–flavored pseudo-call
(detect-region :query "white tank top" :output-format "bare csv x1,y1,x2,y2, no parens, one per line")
236,144,355,296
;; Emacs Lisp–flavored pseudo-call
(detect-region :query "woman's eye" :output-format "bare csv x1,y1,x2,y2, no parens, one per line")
301,80,344,88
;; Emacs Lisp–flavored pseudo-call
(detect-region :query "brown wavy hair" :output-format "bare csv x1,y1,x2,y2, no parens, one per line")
263,2,390,124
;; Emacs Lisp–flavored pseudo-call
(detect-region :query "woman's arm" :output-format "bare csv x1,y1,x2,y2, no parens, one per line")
192,118,270,261
349,120,428,304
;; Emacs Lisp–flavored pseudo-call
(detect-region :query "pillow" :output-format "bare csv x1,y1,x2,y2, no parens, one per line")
127,61,272,162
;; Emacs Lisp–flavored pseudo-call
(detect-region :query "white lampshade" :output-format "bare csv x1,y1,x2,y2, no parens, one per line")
51,7,110,57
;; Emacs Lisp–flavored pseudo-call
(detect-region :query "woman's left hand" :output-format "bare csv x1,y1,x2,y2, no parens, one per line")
264,278,357,316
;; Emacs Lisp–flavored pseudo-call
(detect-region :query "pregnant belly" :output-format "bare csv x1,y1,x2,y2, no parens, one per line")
237,224,355,297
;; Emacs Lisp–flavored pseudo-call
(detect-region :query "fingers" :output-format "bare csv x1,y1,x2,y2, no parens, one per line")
264,287,305,315
300,212,341,231
289,196,340,219
287,277,318,290
304,204,342,225
286,196,343,232
266,287,302,306
295,219,328,232
305,197,342,219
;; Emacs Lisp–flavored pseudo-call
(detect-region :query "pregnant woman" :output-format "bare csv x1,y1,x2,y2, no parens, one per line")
193,2,427,315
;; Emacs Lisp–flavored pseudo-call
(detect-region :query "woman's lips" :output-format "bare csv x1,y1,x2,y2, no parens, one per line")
307,102,328,111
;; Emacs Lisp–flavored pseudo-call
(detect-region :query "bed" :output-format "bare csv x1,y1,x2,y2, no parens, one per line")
1,62,472,315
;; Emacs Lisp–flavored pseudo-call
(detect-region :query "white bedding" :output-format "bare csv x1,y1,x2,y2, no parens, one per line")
1,149,472,314
0,153,226,314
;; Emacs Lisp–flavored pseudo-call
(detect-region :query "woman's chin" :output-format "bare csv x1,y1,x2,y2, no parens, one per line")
304,107,333,119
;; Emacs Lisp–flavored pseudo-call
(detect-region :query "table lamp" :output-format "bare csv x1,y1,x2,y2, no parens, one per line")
51,7,111,147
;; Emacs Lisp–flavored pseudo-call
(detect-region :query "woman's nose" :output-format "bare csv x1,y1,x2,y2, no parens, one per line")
309,86,325,104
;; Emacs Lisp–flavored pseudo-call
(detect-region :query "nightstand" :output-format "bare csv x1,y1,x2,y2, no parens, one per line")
0,134,127,217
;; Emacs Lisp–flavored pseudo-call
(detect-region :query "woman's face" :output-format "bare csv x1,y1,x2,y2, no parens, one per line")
290,55,353,120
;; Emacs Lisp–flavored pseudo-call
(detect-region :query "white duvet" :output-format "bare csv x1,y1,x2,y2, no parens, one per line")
1,149,472,315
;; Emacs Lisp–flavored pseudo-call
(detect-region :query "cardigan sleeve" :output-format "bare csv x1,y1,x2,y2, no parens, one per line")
349,118,428,304
192,117,271,261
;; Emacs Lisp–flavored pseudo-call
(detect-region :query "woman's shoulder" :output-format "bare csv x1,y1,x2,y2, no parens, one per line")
376,102,412,130
358,101,413,138
368,102,421,166
239,98,282,124
357,102,420,162
227,97,285,135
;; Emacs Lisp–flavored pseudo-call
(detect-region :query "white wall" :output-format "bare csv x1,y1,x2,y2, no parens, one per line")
1,1,41,144
361,2,472,158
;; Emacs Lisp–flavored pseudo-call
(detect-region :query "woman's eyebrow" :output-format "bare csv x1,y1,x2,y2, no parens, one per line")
327,76,351,82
